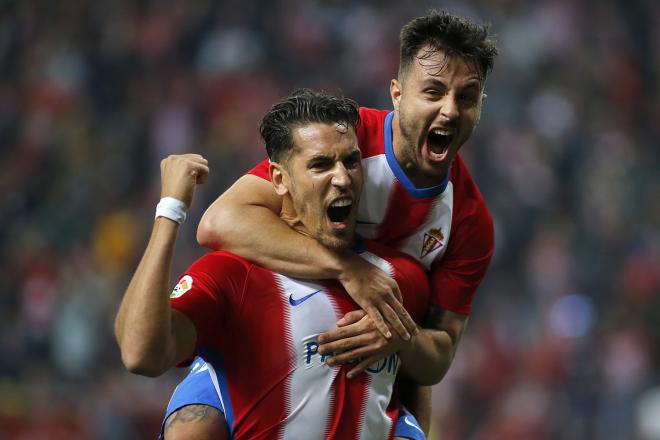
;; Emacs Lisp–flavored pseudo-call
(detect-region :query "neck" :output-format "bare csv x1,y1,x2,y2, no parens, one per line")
279,197,306,233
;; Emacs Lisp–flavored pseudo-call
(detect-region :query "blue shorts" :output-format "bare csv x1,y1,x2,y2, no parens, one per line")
162,357,425,440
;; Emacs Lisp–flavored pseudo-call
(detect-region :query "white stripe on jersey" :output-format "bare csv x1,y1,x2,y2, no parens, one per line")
357,154,397,238
360,372,395,440
357,153,455,270
400,181,454,270
275,275,339,439
274,251,398,439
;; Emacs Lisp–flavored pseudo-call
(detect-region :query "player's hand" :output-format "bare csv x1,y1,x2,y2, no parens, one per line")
160,154,209,207
317,310,414,379
337,253,417,341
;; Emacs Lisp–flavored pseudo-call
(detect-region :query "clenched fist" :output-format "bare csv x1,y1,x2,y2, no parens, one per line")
160,154,209,208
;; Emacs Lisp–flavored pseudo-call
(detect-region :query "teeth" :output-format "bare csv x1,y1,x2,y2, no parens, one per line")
330,199,352,208
432,128,453,136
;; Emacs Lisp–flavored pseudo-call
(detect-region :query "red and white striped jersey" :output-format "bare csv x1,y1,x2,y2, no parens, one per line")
249,107,494,315
170,239,429,440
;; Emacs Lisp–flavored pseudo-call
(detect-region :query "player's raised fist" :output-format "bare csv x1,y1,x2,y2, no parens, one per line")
160,154,209,208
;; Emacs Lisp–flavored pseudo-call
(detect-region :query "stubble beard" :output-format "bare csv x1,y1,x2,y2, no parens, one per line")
396,109,421,170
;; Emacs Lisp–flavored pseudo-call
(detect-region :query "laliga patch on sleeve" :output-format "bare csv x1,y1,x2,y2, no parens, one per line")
171,275,193,298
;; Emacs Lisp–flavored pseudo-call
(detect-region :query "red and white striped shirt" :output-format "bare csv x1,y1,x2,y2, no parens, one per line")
170,239,429,439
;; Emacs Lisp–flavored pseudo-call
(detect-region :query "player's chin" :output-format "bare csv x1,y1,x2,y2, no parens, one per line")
320,223,356,251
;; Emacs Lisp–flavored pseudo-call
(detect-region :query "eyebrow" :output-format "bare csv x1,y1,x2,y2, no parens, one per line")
462,81,481,90
423,78,482,90
423,78,446,87
308,154,332,161
308,149,361,162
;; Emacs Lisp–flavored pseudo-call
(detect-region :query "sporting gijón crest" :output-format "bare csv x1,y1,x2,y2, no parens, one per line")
421,228,444,259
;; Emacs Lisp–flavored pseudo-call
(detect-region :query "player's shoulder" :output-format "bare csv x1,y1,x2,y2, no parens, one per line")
443,155,494,259
358,106,390,122
362,239,430,322
357,107,389,158
450,154,492,222
188,251,255,280
363,239,426,281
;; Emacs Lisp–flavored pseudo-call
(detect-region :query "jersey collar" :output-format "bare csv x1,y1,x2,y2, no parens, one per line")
384,111,450,199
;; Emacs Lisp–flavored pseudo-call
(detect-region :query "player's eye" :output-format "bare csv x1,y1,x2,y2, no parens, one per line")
459,93,478,104
343,155,360,169
309,159,331,170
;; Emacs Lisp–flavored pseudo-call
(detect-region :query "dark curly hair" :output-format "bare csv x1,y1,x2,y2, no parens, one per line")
260,89,360,164
399,10,498,81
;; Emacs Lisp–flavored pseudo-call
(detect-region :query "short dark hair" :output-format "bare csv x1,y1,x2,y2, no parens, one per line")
260,89,360,163
399,10,498,81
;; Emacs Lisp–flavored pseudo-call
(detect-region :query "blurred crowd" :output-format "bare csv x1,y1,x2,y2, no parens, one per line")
1,0,659,438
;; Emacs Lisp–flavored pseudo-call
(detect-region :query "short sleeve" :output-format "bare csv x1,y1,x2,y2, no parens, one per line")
429,201,494,315
170,252,252,351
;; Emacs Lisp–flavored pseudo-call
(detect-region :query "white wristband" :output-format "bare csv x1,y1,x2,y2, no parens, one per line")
155,197,188,225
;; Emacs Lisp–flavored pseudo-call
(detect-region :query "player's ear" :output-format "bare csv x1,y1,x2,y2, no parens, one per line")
390,78,402,112
270,162,290,196
475,92,487,126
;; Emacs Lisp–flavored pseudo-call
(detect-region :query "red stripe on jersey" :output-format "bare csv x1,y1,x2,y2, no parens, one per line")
221,269,293,439
357,107,389,159
376,182,435,249
430,157,494,315
326,369,370,439
322,283,369,438
386,390,401,439
372,242,431,322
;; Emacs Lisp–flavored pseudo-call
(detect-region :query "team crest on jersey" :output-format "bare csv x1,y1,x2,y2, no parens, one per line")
171,275,193,298
421,228,444,259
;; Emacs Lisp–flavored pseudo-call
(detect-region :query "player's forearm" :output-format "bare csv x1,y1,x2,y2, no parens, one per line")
198,201,346,280
396,379,432,435
399,328,454,385
115,218,180,377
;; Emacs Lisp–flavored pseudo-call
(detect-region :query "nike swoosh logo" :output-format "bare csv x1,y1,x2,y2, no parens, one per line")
403,416,424,433
288,289,322,306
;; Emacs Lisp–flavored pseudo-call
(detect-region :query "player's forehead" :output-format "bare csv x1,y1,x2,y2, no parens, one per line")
290,122,359,160
411,45,483,87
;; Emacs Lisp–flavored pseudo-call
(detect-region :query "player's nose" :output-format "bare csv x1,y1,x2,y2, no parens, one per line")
439,93,459,122
330,162,350,188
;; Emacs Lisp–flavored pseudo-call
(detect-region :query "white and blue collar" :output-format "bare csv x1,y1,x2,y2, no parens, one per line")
383,111,449,199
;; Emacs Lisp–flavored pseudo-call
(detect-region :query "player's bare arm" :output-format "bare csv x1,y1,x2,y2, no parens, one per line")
396,377,432,435
197,174,417,340
163,404,228,440
398,305,468,384
318,304,467,385
115,154,208,377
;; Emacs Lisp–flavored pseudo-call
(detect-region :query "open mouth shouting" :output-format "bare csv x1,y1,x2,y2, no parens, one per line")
326,197,353,231
425,127,455,162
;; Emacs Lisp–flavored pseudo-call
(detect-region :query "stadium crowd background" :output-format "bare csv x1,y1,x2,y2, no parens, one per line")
1,0,659,438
